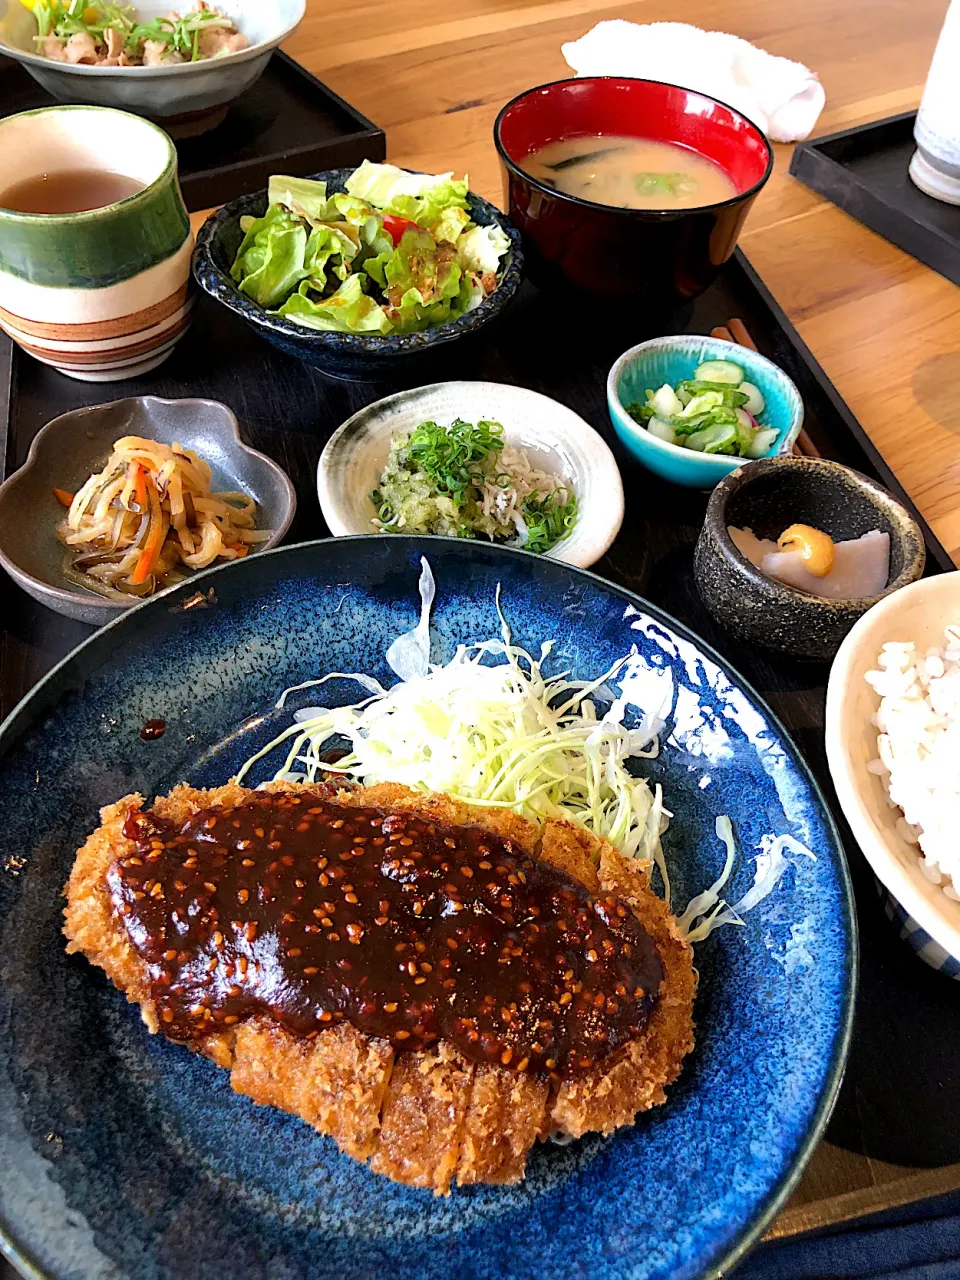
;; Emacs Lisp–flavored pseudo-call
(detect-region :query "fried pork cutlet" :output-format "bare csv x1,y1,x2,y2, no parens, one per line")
63,781,695,1193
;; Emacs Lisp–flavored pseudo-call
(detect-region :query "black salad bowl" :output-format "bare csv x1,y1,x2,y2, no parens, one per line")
192,168,523,382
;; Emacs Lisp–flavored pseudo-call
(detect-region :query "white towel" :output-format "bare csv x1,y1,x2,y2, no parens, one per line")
561,21,825,143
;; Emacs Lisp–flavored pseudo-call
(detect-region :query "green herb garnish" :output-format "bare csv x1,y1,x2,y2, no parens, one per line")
634,172,698,197
405,418,505,504
32,1,136,40
521,490,578,554
625,401,652,425
131,8,235,60
371,417,576,554
31,2,236,62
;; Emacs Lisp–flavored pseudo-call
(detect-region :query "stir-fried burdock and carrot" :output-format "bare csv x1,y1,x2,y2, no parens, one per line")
55,436,270,600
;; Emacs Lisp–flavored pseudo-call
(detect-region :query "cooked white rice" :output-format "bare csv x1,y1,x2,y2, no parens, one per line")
865,623,960,899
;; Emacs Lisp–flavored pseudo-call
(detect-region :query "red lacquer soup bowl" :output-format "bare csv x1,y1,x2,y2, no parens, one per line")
494,77,773,306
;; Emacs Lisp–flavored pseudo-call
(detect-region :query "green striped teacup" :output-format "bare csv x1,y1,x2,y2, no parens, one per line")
0,106,193,382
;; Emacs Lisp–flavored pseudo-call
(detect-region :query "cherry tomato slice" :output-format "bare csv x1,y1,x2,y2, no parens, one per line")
381,215,419,246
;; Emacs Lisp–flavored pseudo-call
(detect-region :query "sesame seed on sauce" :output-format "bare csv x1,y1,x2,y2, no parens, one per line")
112,792,663,1078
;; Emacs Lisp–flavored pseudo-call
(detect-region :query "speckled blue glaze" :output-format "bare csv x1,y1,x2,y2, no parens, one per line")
607,335,804,488
192,170,523,381
0,537,855,1280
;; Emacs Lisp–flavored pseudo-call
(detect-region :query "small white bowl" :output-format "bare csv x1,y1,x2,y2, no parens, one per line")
317,381,624,569
0,0,304,121
825,571,960,976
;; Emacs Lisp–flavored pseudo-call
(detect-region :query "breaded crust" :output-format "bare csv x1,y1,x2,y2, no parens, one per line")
64,781,695,1193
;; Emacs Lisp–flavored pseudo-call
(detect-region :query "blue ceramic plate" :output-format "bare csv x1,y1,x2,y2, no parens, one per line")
0,537,855,1280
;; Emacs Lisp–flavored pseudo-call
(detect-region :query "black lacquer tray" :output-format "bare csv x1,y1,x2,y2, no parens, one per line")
0,51,386,210
0,246,958,1201
791,112,960,286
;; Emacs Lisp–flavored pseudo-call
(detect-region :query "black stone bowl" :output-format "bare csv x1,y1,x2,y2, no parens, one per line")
192,168,523,382
693,456,927,661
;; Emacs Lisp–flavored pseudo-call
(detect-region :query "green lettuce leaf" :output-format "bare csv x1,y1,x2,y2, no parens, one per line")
345,159,467,209
384,228,461,301
455,272,485,315
275,274,393,335
230,205,310,309
387,276,485,334
363,229,446,298
231,205,289,280
267,175,334,223
376,194,422,223
362,247,391,291
382,233,486,333
329,192,379,225
427,203,472,245
362,214,394,256
457,223,510,274
351,214,395,276
382,180,471,243
311,222,364,282
302,224,355,292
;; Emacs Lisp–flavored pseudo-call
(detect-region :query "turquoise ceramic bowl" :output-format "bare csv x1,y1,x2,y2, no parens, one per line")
607,335,804,488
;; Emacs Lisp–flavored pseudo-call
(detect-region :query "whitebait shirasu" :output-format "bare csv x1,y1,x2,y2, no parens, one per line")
237,558,814,942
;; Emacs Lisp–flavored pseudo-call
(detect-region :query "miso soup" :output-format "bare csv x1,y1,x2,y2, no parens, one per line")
522,136,737,210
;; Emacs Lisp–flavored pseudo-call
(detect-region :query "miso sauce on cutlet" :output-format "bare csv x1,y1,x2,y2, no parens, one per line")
111,792,663,1077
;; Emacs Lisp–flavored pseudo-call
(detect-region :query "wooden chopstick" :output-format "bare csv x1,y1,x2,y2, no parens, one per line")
727,317,757,352
710,320,821,458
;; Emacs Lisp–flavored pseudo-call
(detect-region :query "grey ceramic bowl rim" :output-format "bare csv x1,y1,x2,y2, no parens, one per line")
494,75,775,221
607,335,805,471
0,0,305,76
704,456,927,611
192,168,524,358
0,394,297,615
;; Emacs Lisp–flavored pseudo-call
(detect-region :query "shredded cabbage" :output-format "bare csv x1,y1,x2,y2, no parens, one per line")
678,822,817,943
237,558,816,944
679,817,743,943
238,560,668,865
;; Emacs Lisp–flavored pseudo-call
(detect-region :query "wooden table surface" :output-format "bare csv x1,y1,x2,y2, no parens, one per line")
275,0,960,1243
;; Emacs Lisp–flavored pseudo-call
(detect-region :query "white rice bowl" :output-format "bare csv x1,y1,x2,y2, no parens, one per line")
825,572,960,966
